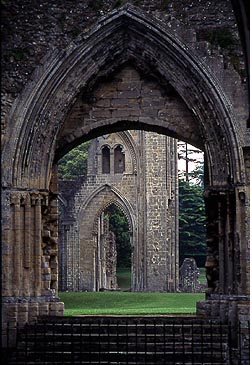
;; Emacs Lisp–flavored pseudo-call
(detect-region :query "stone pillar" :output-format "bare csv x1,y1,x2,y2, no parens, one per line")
105,231,117,289
2,187,64,348
135,130,147,292
34,194,42,296
235,186,249,295
58,224,68,291
204,186,247,297
100,214,107,290
197,185,249,364
144,132,179,292
2,192,11,297
204,189,225,296
23,194,31,295
11,193,21,296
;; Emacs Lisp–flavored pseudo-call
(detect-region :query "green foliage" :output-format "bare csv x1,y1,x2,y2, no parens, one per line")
105,204,131,268
179,179,206,265
59,292,205,315
187,163,204,186
58,142,90,180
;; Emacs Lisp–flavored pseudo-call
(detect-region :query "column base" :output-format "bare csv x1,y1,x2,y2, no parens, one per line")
2,297,64,347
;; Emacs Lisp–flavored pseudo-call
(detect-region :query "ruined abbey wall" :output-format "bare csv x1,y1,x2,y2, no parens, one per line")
59,128,179,292
1,1,249,359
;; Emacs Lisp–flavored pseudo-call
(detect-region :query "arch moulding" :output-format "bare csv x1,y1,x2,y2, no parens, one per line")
2,5,245,190
1,5,249,342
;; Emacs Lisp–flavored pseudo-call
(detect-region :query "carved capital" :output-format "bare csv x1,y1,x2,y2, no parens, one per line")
10,192,21,206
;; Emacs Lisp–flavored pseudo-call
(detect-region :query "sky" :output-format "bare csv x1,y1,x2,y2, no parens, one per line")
177,141,204,181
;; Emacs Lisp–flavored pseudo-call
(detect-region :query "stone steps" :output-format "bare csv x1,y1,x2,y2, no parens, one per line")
8,316,229,364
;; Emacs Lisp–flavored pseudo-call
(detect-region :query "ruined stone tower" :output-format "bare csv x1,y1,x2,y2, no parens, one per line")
59,126,179,292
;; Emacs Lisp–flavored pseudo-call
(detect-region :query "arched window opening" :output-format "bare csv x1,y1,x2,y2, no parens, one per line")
102,146,110,174
104,204,131,291
114,145,125,173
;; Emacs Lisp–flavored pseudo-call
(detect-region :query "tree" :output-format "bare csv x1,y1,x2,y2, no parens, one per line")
187,163,204,186
58,142,90,180
179,173,206,267
178,141,204,183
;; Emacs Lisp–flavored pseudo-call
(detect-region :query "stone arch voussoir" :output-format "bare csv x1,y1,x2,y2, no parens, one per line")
78,184,135,235
2,5,245,190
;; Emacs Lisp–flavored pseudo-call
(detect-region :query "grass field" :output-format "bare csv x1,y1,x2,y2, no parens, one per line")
59,292,205,316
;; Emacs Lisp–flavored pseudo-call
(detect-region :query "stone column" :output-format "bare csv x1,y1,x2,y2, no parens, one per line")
235,186,249,295
100,213,107,290
197,186,249,327
204,187,245,296
135,130,147,291
34,194,42,297
11,193,21,296
144,133,178,292
2,194,11,296
204,189,221,296
23,194,31,296
2,188,64,348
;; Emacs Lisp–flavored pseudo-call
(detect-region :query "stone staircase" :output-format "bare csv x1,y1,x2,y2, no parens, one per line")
8,316,229,364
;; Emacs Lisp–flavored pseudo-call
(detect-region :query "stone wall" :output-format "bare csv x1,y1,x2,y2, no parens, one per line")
1,1,248,147
0,0,244,95
59,129,179,292
1,2,249,361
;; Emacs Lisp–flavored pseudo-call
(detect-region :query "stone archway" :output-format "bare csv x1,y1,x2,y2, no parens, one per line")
91,196,135,292
58,129,179,293
2,7,245,188
2,5,248,337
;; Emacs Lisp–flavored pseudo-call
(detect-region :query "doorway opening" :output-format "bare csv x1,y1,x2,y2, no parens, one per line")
104,204,132,291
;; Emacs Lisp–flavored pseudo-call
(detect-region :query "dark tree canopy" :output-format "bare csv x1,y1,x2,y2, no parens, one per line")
58,142,90,180
179,178,206,267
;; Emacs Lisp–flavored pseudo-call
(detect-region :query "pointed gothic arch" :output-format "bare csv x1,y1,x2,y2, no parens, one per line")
75,184,137,291
78,184,135,235
2,6,245,190
1,4,249,334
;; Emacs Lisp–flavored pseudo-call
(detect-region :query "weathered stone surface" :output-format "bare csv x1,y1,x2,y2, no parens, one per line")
59,128,179,292
179,258,204,293
1,2,249,363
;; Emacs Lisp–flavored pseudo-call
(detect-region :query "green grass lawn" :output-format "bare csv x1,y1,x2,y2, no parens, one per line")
59,292,205,316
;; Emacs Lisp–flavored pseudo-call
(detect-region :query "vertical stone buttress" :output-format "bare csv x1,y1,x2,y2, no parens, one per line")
144,132,178,291
2,181,64,346
136,130,148,291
